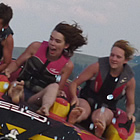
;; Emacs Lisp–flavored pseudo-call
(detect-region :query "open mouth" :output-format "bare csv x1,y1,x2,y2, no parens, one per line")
49,48,56,55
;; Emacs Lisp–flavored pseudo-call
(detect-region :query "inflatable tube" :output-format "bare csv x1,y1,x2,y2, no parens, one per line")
0,74,10,99
0,100,100,140
104,109,135,140
50,98,135,140
0,74,135,140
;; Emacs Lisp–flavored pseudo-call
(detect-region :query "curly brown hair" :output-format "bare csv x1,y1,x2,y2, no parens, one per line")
53,22,87,57
0,3,13,26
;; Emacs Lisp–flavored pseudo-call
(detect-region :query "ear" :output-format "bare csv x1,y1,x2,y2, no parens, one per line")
64,44,69,49
124,59,128,64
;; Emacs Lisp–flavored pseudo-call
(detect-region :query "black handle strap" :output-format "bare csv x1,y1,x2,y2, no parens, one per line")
118,119,132,133
39,60,50,73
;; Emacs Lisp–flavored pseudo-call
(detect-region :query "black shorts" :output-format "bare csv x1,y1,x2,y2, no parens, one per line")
79,87,96,111
79,86,117,112
24,87,35,101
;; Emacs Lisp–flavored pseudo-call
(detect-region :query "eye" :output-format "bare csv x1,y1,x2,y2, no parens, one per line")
117,55,121,59
50,36,53,40
55,39,61,43
110,53,114,57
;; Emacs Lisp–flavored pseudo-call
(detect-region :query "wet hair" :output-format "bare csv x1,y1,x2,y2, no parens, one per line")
53,22,87,57
112,40,137,60
0,3,13,26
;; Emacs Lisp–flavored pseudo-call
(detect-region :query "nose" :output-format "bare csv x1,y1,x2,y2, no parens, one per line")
112,55,117,61
50,39,56,46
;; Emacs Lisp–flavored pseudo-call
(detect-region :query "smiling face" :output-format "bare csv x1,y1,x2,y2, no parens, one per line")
109,46,128,70
48,30,69,60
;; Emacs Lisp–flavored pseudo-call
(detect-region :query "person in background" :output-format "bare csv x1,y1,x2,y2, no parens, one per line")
5,22,87,116
0,3,14,72
68,40,136,138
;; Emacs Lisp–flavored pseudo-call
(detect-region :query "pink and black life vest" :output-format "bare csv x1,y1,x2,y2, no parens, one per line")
18,41,70,93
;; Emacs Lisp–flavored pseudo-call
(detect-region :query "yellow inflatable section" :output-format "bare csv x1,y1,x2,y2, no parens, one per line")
0,74,10,94
105,124,135,140
50,97,70,118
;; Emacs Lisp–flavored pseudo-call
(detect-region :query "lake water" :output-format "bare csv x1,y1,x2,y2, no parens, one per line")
135,133,140,140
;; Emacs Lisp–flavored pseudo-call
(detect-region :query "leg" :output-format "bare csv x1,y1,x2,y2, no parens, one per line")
8,80,24,104
91,107,114,138
68,98,91,124
28,83,59,116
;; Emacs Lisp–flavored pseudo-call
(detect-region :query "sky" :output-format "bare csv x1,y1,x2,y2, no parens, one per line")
2,0,140,57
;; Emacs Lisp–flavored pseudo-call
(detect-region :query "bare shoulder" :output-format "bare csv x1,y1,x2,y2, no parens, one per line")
84,62,99,73
16,41,42,64
89,62,99,68
1,34,13,46
126,77,135,101
127,77,136,87
66,60,74,69
73,61,99,84
6,34,13,42
24,41,42,55
62,60,74,73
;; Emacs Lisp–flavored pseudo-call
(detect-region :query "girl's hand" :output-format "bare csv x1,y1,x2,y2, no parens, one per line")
57,90,67,98
127,113,136,123
4,68,11,78
71,96,79,106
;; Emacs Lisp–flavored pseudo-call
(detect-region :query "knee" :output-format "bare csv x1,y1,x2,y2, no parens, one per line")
48,83,59,89
44,83,59,91
82,112,90,120
78,99,91,119
91,108,114,125
81,107,91,120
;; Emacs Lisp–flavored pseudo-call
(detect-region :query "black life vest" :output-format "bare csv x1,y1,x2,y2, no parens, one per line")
17,56,61,93
0,26,14,59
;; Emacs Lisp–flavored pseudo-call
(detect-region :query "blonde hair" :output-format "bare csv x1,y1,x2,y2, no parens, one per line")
112,40,137,60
